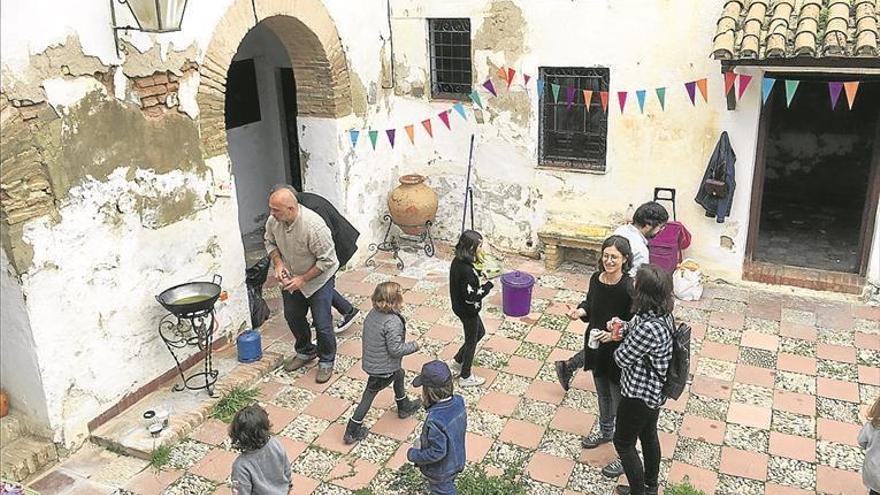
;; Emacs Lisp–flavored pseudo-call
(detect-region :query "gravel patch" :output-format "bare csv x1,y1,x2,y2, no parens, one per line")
489,372,532,397
658,409,685,434
561,389,599,415
514,342,553,361
858,349,880,367
554,289,584,305
484,441,532,471
712,299,747,313
855,318,880,335
816,440,865,472
675,306,709,324
705,326,742,346
738,347,777,369
325,376,370,403
473,349,510,369
695,358,737,381
673,437,721,470
293,447,342,479
166,439,211,470
775,371,816,395
817,361,859,382
731,383,774,408
537,314,570,332
767,456,815,490
860,384,880,405
350,432,401,465
817,328,854,347
512,398,558,426
162,474,216,495
279,414,331,443
567,462,616,493
781,309,815,326
537,428,581,459
778,337,816,357
771,410,815,438
537,275,567,289
556,332,584,352
685,394,730,422
497,320,532,340
466,409,508,439
716,474,765,495
744,317,780,335
817,397,862,424
723,423,769,451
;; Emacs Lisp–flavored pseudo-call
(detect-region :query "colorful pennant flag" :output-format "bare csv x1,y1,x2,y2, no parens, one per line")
617,91,628,113
685,81,697,105
785,79,799,107
385,129,396,148
844,81,859,109
523,74,531,86
696,78,708,103
738,74,753,100
452,103,467,119
655,87,666,111
599,91,609,112
507,68,516,88
582,90,593,110
497,66,507,82
349,130,360,147
762,77,776,104
421,119,433,138
636,90,646,113
537,80,545,96
566,86,576,108
368,130,379,150
438,110,451,130
724,72,737,96
469,90,483,109
828,82,843,110
551,83,561,103
483,79,497,97
404,124,415,144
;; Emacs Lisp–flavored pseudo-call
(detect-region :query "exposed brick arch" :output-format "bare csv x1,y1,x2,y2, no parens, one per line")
198,0,352,157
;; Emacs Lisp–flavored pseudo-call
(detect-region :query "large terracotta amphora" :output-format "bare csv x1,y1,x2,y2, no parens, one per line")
0,389,8,418
387,174,438,235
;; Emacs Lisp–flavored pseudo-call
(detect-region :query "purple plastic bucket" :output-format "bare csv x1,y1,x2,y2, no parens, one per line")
500,271,536,317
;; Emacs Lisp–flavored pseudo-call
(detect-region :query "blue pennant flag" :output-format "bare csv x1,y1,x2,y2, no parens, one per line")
349,130,360,147
636,90,646,113
452,102,467,119
762,77,776,105
537,79,545,96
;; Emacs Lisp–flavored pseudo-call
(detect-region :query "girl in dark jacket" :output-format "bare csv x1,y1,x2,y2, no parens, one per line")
448,230,494,387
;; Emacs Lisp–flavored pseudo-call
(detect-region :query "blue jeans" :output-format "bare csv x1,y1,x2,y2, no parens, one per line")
282,277,336,367
427,479,457,495
595,374,622,437
331,289,355,316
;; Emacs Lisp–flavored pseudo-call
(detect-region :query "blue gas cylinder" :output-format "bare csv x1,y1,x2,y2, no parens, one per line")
236,330,262,363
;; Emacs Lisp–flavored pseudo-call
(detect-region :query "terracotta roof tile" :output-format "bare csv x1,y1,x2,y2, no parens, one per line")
712,0,880,61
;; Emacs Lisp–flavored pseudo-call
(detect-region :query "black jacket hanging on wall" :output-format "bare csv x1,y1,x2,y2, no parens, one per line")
296,192,360,267
695,131,737,223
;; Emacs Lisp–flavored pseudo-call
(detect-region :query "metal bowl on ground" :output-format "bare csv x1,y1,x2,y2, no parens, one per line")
156,275,222,316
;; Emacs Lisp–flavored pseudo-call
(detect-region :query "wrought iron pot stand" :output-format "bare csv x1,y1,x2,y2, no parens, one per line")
365,214,435,270
158,309,219,396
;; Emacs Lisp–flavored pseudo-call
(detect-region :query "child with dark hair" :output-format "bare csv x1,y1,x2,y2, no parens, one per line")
613,202,669,276
448,230,494,387
343,281,421,444
609,264,675,495
229,405,292,495
859,395,880,495
553,235,634,478
407,360,467,495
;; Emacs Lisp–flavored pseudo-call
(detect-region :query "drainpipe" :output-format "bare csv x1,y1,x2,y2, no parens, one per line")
380,0,395,89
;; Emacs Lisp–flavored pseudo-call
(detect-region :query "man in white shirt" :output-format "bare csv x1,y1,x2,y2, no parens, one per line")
613,202,669,277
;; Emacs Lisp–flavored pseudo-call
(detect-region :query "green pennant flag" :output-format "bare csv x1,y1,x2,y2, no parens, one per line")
785,80,800,107
551,83,561,103
368,130,379,150
469,90,483,109
655,87,666,111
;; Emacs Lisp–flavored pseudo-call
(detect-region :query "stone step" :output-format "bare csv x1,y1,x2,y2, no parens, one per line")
0,435,58,483
0,410,28,445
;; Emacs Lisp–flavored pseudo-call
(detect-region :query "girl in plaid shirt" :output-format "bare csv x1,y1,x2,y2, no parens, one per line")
609,264,674,495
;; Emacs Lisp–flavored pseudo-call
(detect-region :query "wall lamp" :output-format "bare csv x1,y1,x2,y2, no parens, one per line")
110,0,189,57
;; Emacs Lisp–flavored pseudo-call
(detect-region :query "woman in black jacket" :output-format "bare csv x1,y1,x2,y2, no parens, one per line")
448,230,494,387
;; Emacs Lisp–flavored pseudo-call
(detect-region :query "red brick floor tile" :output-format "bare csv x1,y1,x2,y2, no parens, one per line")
393,275,418,290
483,317,502,334
499,419,545,449
533,285,558,299
854,304,880,321
212,486,233,495
504,356,542,378
747,302,782,321
779,322,817,341
484,335,520,354
527,452,575,488
565,319,585,334
764,484,815,495
519,312,543,325
667,462,718,494
815,305,854,330
439,342,459,361
263,403,298,433
856,332,880,350
690,375,733,400
664,391,690,413
659,431,678,459
700,341,739,362
190,419,230,446
469,366,499,387
817,343,857,364
550,407,596,436
123,468,183,495
425,324,460,342
680,415,726,445
291,474,320,495
769,431,816,462
817,377,860,403
256,380,286,402
526,326,562,346
345,364,369,381
370,409,419,441
817,418,862,447
403,290,428,305
773,390,816,416
387,442,411,470
709,311,745,330
570,370,596,392
549,347,574,363
579,442,617,468
776,353,817,375
314,423,355,454
719,447,768,481
413,306,443,323
689,322,708,341
525,380,566,405
277,436,308,461
337,338,362,358
189,448,238,483
546,302,572,316
372,387,397,410
303,395,351,422
402,352,433,373
859,365,880,385
477,391,521,417
816,465,864,495
465,432,494,463
293,367,338,393
328,458,380,491
734,364,777,388
741,331,779,352
727,403,772,429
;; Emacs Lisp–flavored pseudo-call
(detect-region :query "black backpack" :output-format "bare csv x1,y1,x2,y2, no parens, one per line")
645,316,691,400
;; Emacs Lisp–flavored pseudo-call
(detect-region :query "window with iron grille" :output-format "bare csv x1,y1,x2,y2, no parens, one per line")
539,67,610,172
429,18,472,99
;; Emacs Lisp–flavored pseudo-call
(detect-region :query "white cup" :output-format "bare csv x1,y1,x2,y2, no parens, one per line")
588,329,602,349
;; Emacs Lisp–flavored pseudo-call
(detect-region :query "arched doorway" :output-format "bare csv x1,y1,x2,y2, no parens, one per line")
196,0,353,264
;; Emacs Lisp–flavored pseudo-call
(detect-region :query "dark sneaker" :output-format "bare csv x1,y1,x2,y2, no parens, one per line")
396,397,422,419
614,485,631,495
283,354,316,372
581,431,613,449
316,366,334,383
645,485,659,495
343,420,369,444
554,360,572,391
602,458,625,478
336,309,360,334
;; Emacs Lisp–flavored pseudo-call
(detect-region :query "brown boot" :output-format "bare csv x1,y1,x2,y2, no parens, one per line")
316,366,334,383
283,354,316,372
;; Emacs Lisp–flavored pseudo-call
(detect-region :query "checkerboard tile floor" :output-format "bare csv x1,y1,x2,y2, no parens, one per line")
41,249,880,495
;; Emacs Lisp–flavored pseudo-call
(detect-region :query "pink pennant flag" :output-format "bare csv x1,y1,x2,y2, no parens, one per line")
844,81,860,109
599,92,609,112
617,91,628,113
482,79,497,97
724,72,736,96
685,81,697,105
507,68,516,88
385,129,396,148
523,73,531,86
421,119,433,138
438,110,451,130
582,90,593,110
737,74,753,100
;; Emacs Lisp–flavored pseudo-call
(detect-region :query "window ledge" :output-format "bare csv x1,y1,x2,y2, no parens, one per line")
536,165,607,175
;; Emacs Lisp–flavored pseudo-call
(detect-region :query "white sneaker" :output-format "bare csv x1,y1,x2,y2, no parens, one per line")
448,360,462,376
458,375,486,387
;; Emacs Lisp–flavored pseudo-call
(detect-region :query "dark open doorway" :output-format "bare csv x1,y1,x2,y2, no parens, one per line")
279,67,302,192
746,74,880,287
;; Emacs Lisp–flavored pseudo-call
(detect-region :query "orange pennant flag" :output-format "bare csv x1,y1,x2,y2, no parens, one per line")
599,91,609,112
497,66,507,82
404,124,415,144
421,119,433,138
507,68,516,87
696,78,709,103
582,90,594,110
843,81,859,109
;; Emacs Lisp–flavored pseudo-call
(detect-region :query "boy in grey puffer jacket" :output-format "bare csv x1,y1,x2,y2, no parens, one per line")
344,281,422,444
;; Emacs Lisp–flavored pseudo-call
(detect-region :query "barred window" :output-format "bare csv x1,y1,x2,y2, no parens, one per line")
428,18,472,99
539,67,610,172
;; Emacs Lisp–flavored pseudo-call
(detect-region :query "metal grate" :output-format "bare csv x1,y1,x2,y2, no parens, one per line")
538,67,610,171
429,18,472,99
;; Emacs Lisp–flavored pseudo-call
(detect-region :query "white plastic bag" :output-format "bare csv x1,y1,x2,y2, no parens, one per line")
673,259,703,301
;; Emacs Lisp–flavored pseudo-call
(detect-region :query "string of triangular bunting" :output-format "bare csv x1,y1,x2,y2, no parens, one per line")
348,67,867,150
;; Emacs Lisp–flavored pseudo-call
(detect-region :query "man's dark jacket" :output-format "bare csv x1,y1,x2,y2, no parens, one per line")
296,192,360,266
695,131,736,223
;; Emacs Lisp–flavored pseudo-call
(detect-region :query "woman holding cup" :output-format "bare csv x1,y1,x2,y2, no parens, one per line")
554,235,634,477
